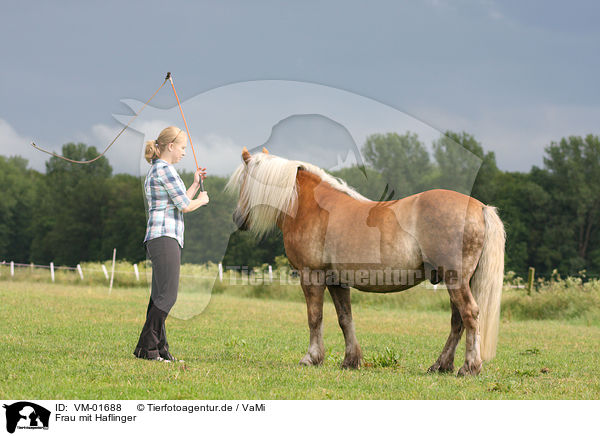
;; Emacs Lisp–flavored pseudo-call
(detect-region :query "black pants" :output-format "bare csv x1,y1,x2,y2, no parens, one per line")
134,236,181,359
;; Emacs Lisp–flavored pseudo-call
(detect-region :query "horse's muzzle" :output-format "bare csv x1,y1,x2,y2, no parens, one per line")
233,209,248,231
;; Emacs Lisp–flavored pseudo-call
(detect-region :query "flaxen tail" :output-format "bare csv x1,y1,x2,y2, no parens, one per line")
470,206,505,361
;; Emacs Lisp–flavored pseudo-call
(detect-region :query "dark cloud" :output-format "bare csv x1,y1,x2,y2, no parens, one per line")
2,1,599,173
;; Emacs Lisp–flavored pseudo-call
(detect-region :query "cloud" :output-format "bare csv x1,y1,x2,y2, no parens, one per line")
80,119,242,177
0,117,168,176
0,118,156,175
7,80,599,179
193,133,241,176
414,103,600,171
0,119,48,171
74,120,161,176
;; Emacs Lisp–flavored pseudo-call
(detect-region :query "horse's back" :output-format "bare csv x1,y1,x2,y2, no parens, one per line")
409,189,486,275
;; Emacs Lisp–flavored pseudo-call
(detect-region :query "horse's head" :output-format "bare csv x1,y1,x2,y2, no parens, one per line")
227,147,274,232
233,147,252,231
225,147,299,237
228,147,253,231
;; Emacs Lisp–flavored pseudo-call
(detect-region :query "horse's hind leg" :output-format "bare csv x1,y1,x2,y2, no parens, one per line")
299,283,325,366
427,300,464,373
328,284,362,369
449,281,482,376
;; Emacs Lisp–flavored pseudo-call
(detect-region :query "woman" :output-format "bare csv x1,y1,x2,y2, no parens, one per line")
134,126,209,362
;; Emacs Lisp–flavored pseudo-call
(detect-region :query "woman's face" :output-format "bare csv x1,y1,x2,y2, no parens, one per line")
169,138,187,164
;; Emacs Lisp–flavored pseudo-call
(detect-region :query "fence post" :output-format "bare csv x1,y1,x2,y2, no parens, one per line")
50,262,55,282
77,264,84,280
527,267,535,295
10,261,14,277
101,265,109,280
133,263,140,281
218,263,223,282
268,265,273,283
109,248,117,294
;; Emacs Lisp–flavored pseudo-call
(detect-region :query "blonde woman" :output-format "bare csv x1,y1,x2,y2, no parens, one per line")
134,126,209,362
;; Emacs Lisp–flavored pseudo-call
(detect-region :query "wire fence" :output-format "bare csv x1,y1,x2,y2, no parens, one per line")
0,258,282,289
0,257,535,291
0,260,216,287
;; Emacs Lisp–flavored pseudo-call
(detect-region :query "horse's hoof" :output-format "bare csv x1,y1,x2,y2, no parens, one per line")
428,362,454,373
457,361,482,377
299,354,322,366
299,356,312,366
341,356,362,370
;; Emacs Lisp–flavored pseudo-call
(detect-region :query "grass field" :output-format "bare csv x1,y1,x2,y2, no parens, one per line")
1,280,599,399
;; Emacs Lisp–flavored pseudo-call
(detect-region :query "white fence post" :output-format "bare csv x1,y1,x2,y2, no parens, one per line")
77,264,84,280
109,248,116,294
133,263,140,281
50,262,55,282
101,265,109,280
218,263,223,282
268,265,273,283
10,261,14,277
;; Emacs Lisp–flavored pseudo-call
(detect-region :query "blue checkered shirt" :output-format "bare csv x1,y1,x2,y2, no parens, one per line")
144,159,191,248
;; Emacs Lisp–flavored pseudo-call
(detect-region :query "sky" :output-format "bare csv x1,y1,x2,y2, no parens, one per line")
1,0,599,176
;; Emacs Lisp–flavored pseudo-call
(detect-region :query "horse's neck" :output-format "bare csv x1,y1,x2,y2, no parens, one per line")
297,169,337,200
297,168,364,209
275,170,327,229
297,169,321,191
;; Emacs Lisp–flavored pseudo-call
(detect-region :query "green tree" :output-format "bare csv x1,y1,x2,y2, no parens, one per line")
492,171,550,277
433,131,500,203
30,143,112,265
331,166,387,200
533,135,600,274
362,132,432,199
0,156,40,262
100,174,147,262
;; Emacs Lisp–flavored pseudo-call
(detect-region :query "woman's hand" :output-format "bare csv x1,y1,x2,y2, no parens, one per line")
186,168,206,200
182,191,209,213
194,167,207,185
197,191,209,206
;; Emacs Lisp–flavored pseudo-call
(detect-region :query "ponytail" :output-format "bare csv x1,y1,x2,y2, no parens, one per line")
144,139,161,163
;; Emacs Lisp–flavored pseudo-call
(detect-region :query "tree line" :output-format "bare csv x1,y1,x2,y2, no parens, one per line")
1,131,598,279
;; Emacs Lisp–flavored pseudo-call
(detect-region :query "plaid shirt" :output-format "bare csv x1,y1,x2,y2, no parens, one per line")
144,159,191,248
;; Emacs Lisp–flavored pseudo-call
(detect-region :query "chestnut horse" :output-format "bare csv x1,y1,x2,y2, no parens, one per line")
226,147,505,376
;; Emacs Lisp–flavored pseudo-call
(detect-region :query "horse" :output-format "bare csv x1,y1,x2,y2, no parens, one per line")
225,147,505,376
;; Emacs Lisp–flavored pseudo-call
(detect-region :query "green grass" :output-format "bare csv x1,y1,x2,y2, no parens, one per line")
5,261,600,323
1,281,599,399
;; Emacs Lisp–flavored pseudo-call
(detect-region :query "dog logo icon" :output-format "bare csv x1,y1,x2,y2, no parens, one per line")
3,402,50,434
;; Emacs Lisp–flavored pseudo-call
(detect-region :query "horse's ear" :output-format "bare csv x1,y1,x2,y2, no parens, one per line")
262,147,269,154
242,147,251,164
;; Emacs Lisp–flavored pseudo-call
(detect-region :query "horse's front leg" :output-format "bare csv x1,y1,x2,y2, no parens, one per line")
299,282,325,366
328,284,362,369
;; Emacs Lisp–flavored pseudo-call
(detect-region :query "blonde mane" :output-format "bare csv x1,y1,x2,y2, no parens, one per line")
225,152,368,237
